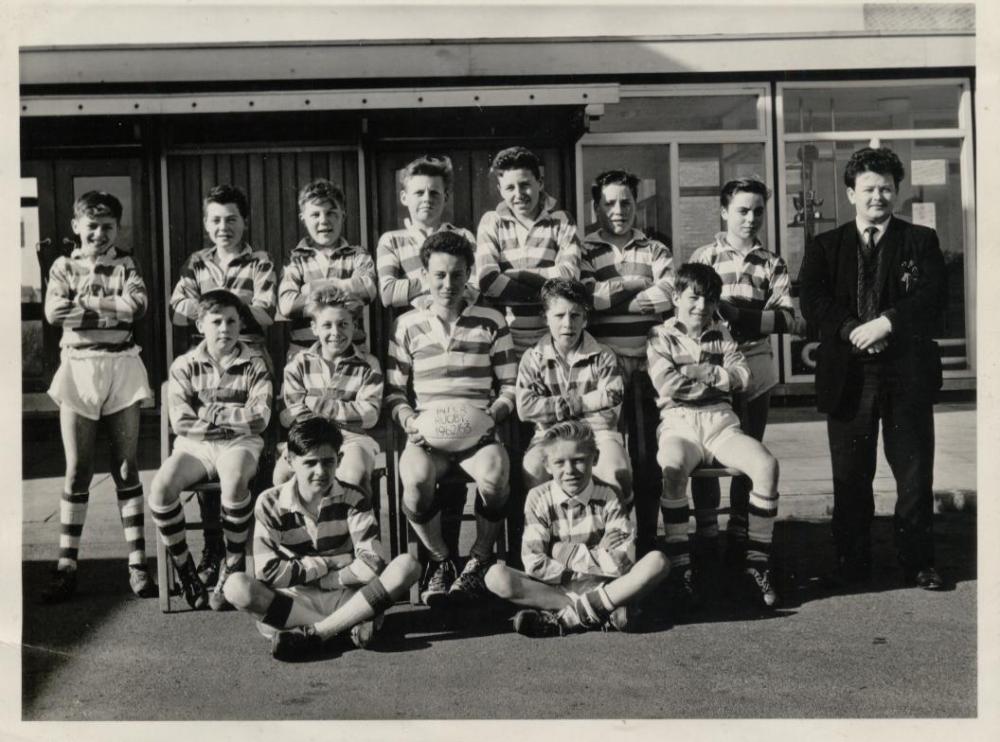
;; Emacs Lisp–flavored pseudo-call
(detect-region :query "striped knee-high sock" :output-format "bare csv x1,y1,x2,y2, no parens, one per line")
660,491,691,569
746,491,779,564
57,491,90,572
150,500,191,568
116,484,147,568
221,495,253,563
572,585,615,628
315,578,395,640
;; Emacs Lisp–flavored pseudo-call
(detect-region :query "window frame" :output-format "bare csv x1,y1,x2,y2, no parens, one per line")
775,77,976,383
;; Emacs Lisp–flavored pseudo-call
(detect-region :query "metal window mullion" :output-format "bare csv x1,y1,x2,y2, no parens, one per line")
959,83,976,374
669,141,680,259
782,128,965,143
574,139,585,239
159,153,174,367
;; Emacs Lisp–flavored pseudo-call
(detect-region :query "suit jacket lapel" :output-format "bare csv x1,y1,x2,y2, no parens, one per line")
838,224,859,309
876,217,903,301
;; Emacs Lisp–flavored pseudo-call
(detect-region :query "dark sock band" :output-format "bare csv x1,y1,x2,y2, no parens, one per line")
262,592,294,629
401,500,440,525
359,578,394,615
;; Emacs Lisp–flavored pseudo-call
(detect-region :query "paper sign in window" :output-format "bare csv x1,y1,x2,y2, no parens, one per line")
910,159,947,187
911,202,936,231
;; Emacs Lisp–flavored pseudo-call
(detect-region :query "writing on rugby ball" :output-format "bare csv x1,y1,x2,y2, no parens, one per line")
415,402,493,453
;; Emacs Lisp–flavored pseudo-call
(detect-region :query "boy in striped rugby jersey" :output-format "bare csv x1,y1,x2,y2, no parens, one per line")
688,178,796,573
648,263,780,609
169,184,276,589
273,289,383,497
170,184,276,351
387,231,517,606
517,278,631,506
476,146,582,356
224,417,420,662
581,170,675,556
150,290,272,611
376,155,478,311
40,191,156,603
484,421,670,637
278,179,377,358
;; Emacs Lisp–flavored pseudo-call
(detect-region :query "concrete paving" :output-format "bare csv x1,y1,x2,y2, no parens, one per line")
19,402,978,721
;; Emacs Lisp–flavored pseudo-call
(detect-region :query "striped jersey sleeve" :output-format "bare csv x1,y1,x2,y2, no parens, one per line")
280,346,383,431
376,224,477,308
170,245,276,343
580,230,675,360
385,304,517,423
521,480,634,584
646,318,751,411
476,197,582,352
252,481,386,589
515,334,623,436
167,343,273,441
44,247,147,350
689,236,796,345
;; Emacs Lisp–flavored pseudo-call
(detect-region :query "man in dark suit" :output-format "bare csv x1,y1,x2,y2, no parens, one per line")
798,146,947,590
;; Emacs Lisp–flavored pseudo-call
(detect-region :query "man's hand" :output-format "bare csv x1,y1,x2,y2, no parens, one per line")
598,529,629,552
401,412,427,446
678,363,716,384
849,316,892,351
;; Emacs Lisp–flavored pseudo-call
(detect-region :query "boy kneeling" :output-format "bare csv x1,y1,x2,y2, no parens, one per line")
647,263,780,609
485,421,670,636
224,417,420,661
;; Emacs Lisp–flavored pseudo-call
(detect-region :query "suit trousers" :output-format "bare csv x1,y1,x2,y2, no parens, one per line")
826,360,936,570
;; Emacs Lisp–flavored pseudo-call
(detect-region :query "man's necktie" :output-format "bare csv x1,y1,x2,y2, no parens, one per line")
861,226,878,262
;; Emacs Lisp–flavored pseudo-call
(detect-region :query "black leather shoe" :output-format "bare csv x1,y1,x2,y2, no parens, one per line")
907,566,945,591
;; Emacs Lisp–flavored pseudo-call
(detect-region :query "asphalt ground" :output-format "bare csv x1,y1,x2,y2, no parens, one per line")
15,402,986,734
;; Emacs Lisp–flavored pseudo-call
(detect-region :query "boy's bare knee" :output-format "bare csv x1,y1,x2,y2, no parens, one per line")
222,572,253,608
396,554,422,583
484,563,513,598
641,550,671,578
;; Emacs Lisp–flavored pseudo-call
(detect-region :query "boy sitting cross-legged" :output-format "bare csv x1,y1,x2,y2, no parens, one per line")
517,278,632,506
223,417,421,662
273,289,383,498
484,421,670,637
278,178,377,357
386,230,517,606
647,263,780,609
40,190,156,602
376,155,478,311
149,289,273,611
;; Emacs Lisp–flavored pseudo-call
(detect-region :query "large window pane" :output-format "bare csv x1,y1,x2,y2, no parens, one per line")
676,142,767,263
591,95,759,134
784,137,967,370
783,84,962,134
580,144,671,245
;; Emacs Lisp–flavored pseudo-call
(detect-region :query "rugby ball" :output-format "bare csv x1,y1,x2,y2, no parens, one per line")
414,401,494,453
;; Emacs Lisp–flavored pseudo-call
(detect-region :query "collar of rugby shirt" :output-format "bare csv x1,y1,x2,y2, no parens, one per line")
583,227,649,253
551,478,597,509
70,244,125,262
404,218,463,242
193,338,257,371
304,341,363,366
663,315,725,343
277,476,343,523
291,236,353,257
713,231,766,257
494,193,560,225
854,216,891,247
539,331,605,367
209,242,254,270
